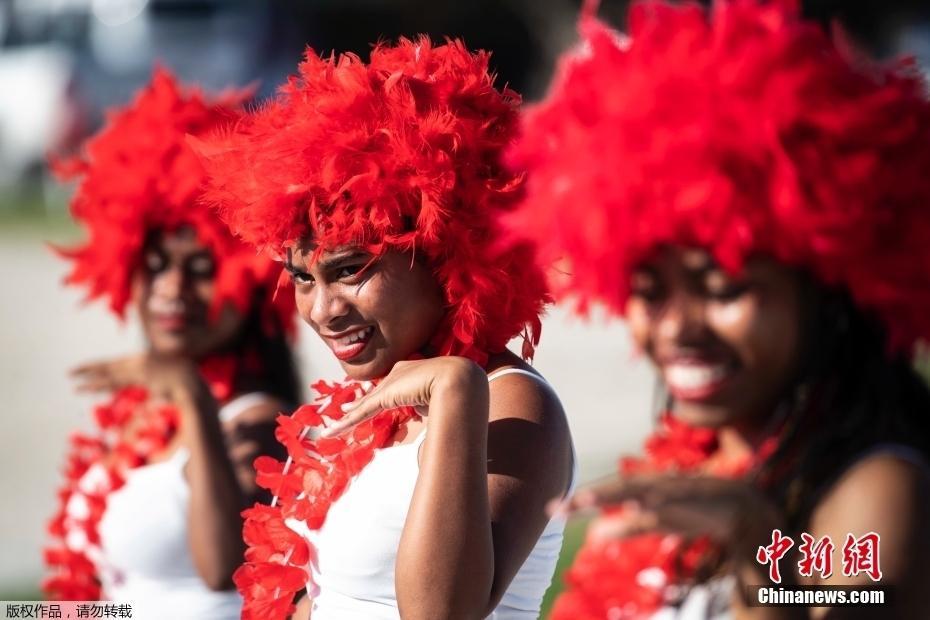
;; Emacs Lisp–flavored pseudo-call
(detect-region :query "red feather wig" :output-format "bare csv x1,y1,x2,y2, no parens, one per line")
195,37,548,362
194,37,551,620
508,0,930,356
55,67,295,334
44,68,297,604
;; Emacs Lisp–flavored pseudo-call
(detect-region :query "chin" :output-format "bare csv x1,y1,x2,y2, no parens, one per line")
149,338,186,357
149,332,204,359
339,358,388,381
673,402,737,429
338,347,409,381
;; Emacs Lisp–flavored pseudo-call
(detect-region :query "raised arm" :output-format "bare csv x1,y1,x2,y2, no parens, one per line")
72,353,286,590
183,388,285,590
332,356,572,619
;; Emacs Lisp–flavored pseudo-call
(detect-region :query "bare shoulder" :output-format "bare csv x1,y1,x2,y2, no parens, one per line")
484,352,565,427
810,448,930,580
483,352,572,492
814,450,930,526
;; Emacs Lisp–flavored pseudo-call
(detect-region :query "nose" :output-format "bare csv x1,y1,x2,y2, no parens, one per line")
302,282,350,328
151,265,184,300
655,289,707,346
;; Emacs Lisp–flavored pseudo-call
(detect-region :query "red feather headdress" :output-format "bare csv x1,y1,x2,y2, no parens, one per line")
194,37,551,619
508,0,930,356
55,67,295,334
196,37,548,362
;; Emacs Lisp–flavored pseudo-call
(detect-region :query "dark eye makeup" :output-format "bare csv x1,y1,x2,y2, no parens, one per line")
284,250,376,287
143,250,167,274
630,268,664,302
142,249,216,281
186,253,216,279
703,269,750,300
284,262,314,285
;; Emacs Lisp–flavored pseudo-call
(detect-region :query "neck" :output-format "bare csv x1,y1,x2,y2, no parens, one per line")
713,418,781,467
715,425,757,460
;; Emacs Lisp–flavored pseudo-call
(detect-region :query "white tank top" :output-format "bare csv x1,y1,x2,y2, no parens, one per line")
288,368,577,619
96,392,269,620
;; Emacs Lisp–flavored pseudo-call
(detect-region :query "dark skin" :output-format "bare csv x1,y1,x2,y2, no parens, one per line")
285,242,573,619
554,247,930,619
70,226,287,591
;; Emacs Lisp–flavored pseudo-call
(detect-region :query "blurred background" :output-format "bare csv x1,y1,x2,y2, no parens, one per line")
1,0,929,613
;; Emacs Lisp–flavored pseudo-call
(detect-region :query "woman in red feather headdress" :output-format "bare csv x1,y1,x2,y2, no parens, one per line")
196,36,575,620
509,0,930,617
43,68,300,620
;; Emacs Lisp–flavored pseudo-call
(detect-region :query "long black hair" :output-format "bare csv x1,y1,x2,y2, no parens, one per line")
753,275,930,530
227,286,303,409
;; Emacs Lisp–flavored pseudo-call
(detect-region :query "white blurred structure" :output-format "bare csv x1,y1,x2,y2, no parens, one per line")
0,44,78,184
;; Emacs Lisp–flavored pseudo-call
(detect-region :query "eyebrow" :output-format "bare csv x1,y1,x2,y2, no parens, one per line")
317,251,370,270
285,249,371,273
283,261,304,276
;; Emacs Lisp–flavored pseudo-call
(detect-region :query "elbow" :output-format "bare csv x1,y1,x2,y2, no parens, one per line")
396,588,492,620
396,602,485,620
203,573,236,592
199,564,237,591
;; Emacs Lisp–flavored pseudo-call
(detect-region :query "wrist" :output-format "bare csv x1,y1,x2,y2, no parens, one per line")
428,358,488,428
173,379,219,423
433,357,486,400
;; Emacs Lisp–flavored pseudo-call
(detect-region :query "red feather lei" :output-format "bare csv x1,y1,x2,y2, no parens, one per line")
233,378,418,620
551,416,778,619
195,35,552,620
42,358,237,600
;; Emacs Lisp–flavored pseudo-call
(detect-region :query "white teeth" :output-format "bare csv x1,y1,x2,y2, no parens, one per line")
664,363,729,391
337,326,372,347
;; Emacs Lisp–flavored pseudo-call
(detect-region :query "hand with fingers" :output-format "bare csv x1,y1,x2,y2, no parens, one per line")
70,353,209,409
321,356,487,438
555,473,783,563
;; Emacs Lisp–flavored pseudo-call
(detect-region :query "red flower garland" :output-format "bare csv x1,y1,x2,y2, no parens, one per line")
233,378,418,620
551,416,778,619
42,359,237,600
195,34,553,620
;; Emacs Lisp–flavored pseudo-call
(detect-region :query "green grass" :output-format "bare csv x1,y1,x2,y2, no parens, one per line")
0,184,78,241
0,586,43,601
539,515,590,618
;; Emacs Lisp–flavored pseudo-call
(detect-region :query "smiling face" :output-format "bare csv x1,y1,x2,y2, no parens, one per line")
133,226,245,359
286,243,446,380
626,246,804,430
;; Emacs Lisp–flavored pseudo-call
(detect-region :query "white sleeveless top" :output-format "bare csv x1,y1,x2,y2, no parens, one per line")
95,393,268,620
288,367,576,619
